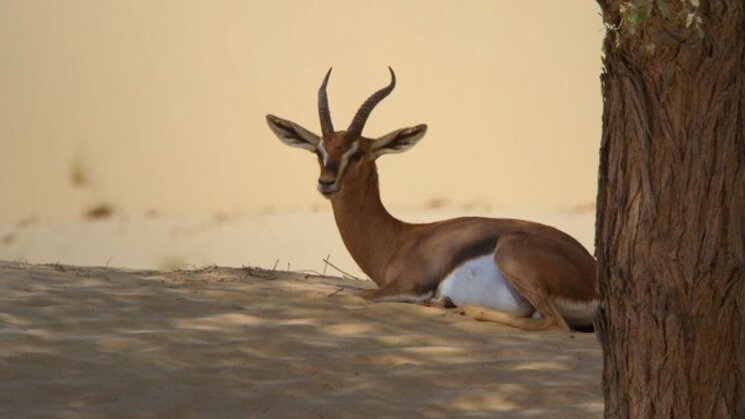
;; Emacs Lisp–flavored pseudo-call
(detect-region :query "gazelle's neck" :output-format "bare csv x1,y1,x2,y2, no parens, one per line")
330,166,404,285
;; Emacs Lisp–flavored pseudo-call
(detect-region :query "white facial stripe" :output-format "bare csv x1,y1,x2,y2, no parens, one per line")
342,141,360,161
336,142,360,182
318,139,329,165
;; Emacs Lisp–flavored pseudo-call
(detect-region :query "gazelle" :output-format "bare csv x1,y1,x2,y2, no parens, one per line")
266,68,597,331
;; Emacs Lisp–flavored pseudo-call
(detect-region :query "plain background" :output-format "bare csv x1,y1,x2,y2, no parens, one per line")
0,0,604,225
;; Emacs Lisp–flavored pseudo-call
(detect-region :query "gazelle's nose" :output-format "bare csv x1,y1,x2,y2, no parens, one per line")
318,175,335,186
317,173,338,198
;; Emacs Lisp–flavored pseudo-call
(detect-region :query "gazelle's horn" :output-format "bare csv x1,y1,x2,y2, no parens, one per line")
347,67,396,138
318,68,334,135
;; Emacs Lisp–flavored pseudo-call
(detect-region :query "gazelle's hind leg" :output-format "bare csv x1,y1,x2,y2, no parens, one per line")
479,234,574,331
458,304,561,331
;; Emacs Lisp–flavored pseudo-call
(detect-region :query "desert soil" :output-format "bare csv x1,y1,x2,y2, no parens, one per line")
0,261,602,418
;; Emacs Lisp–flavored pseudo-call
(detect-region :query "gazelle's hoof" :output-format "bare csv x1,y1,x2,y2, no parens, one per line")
440,296,457,308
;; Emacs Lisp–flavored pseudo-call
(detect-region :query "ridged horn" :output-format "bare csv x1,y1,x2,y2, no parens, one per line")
318,68,334,135
347,67,396,138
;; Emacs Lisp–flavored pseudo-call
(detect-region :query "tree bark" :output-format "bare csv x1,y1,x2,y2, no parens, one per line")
595,1,745,418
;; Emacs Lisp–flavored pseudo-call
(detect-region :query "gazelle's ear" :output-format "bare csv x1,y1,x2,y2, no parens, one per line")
266,114,320,152
371,124,427,158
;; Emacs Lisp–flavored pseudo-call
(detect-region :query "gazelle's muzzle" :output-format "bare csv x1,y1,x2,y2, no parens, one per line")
317,172,338,197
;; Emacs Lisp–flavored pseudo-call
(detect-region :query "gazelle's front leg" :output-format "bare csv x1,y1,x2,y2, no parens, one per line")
357,280,434,303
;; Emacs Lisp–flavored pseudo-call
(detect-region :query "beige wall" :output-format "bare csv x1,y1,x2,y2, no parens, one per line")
0,0,603,224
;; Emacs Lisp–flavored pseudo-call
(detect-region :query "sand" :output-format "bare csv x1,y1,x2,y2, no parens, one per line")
0,260,603,418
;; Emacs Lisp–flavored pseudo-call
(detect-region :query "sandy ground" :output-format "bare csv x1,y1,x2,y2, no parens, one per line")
0,261,603,418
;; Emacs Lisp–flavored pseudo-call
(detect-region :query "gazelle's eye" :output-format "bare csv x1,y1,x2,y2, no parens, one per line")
350,151,363,162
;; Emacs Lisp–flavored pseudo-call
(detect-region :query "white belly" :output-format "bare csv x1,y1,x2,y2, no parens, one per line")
435,253,534,317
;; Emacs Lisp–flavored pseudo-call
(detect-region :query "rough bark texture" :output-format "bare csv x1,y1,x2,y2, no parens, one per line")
595,1,745,418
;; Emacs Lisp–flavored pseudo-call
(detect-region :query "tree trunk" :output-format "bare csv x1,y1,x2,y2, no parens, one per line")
595,1,745,418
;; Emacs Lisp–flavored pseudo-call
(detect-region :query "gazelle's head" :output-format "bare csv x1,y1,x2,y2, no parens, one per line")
266,67,427,198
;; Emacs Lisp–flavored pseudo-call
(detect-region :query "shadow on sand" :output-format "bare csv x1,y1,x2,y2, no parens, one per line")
0,261,602,418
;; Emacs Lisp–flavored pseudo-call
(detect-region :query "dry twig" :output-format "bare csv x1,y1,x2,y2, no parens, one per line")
327,288,344,297
321,257,362,281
